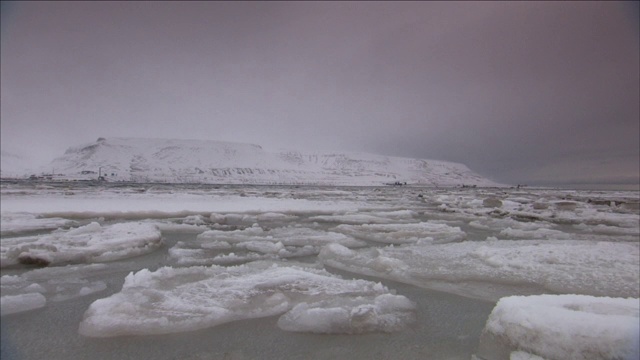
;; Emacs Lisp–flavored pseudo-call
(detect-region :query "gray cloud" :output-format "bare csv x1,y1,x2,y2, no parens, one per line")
1,1,638,186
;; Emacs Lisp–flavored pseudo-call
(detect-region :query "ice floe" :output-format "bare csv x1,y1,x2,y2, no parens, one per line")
333,222,466,244
0,191,365,219
475,294,639,360
0,264,110,316
277,293,416,334
1,222,162,267
78,262,415,337
168,225,365,266
319,240,640,301
308,210,417,225
0,293,46,316
1,183,638,359
0,213,76,235
430,191,640,231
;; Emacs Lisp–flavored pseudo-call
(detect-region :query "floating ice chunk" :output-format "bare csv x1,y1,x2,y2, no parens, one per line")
505,197,533,205
0,293,46,316
167,248,211,266
333,222,466,244
183,215,206,225
319,240,640,301
83,280,107,295
277,293,415,334
256,212,298,222
210,252,270,265
170,248,273,266
309,210,417,225
169,225,366,266
209,213,226,224
23,283,46,293
469,214,637,242
498,227,572,240
1,264,110,310
212,214,258,226
323,243,356,258
574,223,640,238
50,281,107,302
200,241,232,250
1,276,43,296
244,241,285,254
197,225,262,243
469,220,493,231
433,191,639,234
277,227,365,248
78,262,414,337
480,218,553,232
320,244,409,276
309,213,394,225
0,212,76,235
151,221,209,233
1,222,162,267
21,263,110,280
476,295,640,360
374,210,419,219
509,351,546,360
277,303,351,333
369,253,410,274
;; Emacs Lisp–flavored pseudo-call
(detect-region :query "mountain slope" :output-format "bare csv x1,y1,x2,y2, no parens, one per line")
41,138,499,186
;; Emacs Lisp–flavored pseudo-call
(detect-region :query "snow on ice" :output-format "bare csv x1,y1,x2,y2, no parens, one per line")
319,240,639,301
1,182,638,358
0,213,76,236
78,261,415,337
308,209,418,225
475,294,639,360
1,264,110,315
168,224,366,266
0,188,367,218
332,222,467,244
1,222,162,267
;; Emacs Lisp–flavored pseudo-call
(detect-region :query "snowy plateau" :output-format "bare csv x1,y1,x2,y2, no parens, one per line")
8,137,499,186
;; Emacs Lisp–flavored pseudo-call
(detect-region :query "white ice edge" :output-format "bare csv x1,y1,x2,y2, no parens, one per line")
477,294,640,360
78,262,416,337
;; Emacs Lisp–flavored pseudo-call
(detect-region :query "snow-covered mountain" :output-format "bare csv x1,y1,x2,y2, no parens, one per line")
36,137,498,186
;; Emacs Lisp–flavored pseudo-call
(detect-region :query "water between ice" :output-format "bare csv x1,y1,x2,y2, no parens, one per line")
1,231,494,360
1,183,637,359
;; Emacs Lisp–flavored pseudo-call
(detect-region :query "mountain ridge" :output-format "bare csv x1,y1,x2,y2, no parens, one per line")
19,138,500,186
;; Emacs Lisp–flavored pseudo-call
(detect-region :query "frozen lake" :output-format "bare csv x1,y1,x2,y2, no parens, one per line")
1,181,638,359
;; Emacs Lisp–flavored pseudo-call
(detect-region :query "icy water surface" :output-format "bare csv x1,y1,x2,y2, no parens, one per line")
1,182,638,359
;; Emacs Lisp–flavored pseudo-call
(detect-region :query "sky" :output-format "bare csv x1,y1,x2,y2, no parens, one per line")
1,1,638,187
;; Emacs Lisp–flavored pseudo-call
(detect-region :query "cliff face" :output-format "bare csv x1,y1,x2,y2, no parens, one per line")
43,137,498,186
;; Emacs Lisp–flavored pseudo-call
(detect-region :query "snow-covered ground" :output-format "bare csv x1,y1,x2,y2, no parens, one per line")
20,137,500,186
1,181,638,359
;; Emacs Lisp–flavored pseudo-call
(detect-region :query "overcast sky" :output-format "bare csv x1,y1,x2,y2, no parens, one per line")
1,1,638,186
